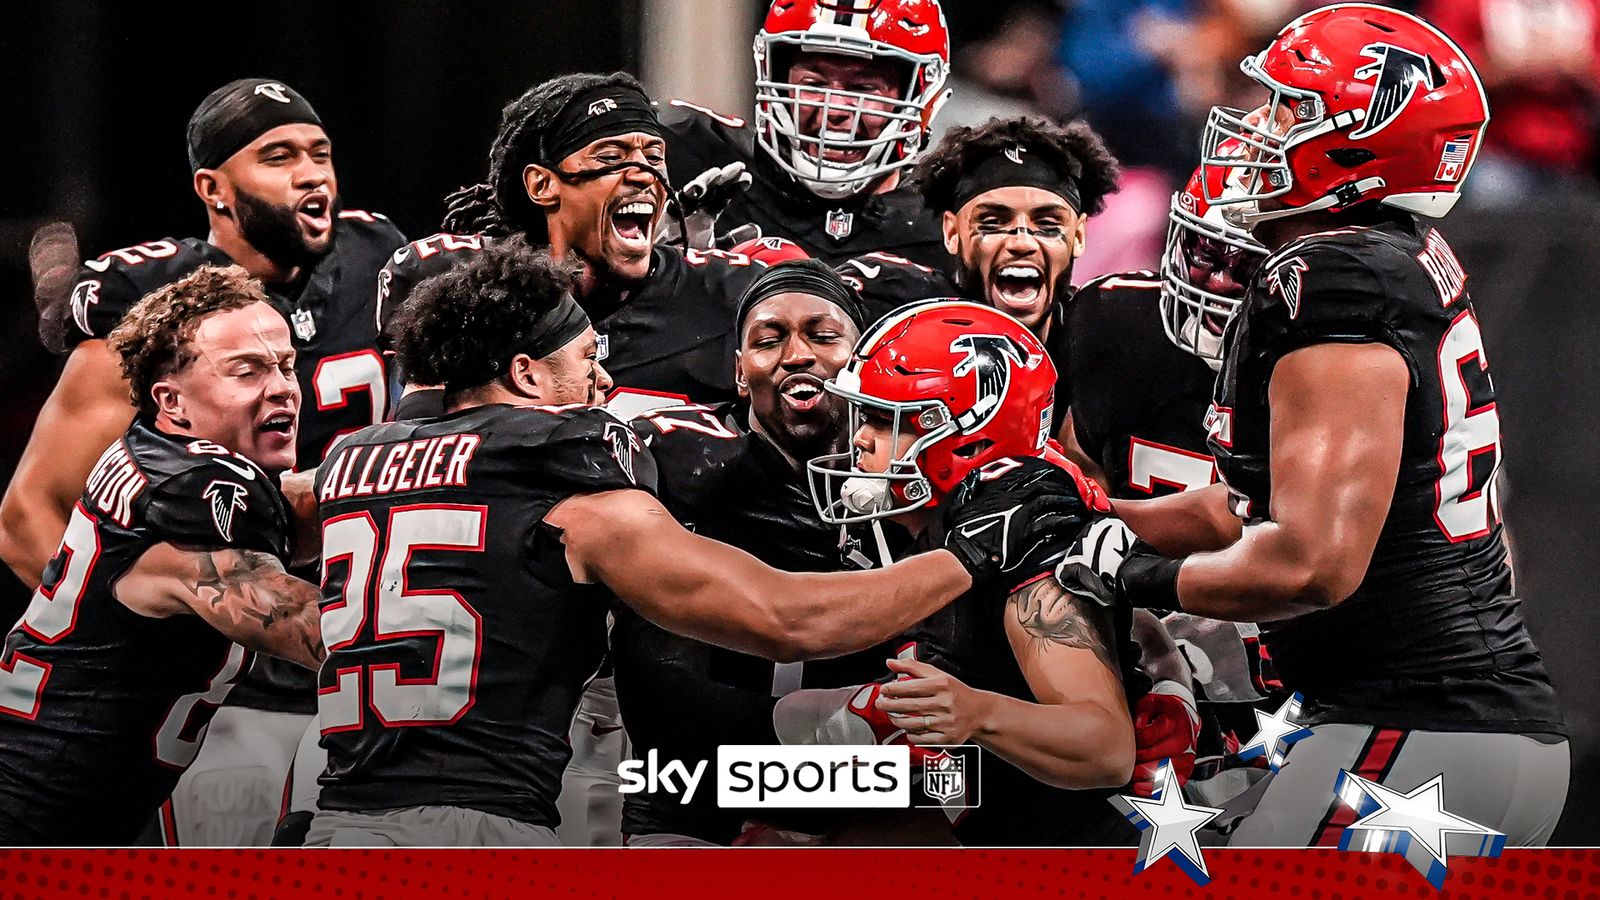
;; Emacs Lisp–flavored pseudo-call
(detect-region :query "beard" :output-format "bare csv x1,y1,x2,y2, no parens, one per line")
233,187,338,273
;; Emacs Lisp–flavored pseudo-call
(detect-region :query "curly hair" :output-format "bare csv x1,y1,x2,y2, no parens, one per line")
440,71,648,242
912,117,1122,217
108,265,270,416
388,235,581,393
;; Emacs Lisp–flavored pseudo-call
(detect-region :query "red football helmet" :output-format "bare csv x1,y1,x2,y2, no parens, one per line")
754,0,951,200
807,300,1056,524
1160,147,1266,367
729,235,810,265
1200,4,1489,225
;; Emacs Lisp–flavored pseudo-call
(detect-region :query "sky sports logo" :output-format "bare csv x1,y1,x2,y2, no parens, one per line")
617,745,982,810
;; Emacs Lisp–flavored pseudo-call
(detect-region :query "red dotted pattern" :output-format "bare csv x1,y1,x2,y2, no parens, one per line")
0,848,1594,899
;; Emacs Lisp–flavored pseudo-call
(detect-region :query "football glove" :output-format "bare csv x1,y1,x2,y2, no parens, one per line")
657,161,754,250
1131,679,1201,797
941,456,1100,593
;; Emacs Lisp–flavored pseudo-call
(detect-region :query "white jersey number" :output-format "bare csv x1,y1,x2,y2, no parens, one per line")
319,504,486,732
1434,310,1502,541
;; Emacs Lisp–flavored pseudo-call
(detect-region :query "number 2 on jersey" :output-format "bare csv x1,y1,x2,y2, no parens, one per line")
319,504,486,733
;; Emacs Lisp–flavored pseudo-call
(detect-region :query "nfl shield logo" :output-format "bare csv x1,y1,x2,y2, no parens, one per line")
289,308,316,341
825,209,853,241
595,333,610,361
922,750,965,803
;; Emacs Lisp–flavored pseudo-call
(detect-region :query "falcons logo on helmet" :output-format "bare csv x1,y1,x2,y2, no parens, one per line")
203,481,250,542
949,334,1032,431
1351,43,1444,140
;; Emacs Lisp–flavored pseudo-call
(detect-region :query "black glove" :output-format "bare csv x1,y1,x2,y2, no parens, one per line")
940,457,1095,592
1055,520,1184,612
658,161,754,250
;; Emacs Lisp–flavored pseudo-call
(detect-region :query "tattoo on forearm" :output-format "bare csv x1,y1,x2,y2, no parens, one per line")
189,549,325,666
1008,577,1119,673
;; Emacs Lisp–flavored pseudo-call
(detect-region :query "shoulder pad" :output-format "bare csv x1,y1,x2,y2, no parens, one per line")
69,238,219,343
524,406,660,498
145,449,291,558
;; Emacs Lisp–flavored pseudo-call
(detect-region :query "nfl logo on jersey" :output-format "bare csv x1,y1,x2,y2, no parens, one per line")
290,308,317,341
825,209,854,241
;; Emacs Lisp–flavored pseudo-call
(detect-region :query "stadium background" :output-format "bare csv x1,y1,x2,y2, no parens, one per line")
0,0,1593,843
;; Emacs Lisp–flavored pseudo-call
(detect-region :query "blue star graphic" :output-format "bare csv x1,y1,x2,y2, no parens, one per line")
1108,759,1224,886
1333,770,1505,889
1236,691,1314,771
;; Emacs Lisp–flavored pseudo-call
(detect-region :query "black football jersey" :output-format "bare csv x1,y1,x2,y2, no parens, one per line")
68,212,407,467
662,101,952,275
1059,272,1221,500
611,402,892,843
0,418,291,845
836,251,960,325
1212,214,1563,734
379,237,760,407
312,403,657,827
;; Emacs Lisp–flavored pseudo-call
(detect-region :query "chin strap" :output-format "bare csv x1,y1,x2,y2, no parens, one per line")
1233,176,1388,227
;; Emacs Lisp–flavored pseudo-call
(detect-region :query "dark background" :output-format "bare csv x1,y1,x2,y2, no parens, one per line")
0,0,1593,843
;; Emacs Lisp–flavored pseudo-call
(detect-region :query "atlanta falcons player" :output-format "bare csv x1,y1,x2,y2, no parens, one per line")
302,238,1087,846
1061,159,1281,809
1061,4,1568,845
788,300,1141,846
0,267,325,845
0,78,403,845
380,72,764,421
661,0,952,270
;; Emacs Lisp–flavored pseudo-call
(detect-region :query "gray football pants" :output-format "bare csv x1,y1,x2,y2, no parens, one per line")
1227,723,1569,847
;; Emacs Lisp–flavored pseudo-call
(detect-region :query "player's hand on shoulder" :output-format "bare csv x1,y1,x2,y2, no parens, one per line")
940,455,1105,592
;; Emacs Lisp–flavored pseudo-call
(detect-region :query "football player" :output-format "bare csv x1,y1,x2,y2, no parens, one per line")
615,259,900,846
0,266,325,845
789,300,1140,846
660,0,952,269
1061,4,1569,845
0,78,404,846
1061,161,1279,807
382,72,764,419
303,237,1085,846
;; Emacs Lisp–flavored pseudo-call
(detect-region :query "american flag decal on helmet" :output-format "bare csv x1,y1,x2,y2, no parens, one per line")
1435,138,1472,183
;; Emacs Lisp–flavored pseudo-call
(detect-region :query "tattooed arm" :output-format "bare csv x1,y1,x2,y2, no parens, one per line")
115,542,325,670
279,468,321,568
874,575,1135,789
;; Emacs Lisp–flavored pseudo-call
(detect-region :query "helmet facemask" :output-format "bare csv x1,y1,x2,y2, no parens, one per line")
1200,54,1339,225
1159,194,1264,368
807,368,957,524
754,32,948,200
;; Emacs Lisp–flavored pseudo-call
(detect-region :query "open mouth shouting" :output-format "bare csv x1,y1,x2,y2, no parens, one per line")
779,373,827,414
296,193,332,238
989,262,1046,316
257,409,297,448
608,195,659,254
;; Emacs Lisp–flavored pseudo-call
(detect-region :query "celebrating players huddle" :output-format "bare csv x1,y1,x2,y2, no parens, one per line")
0,1,1571,849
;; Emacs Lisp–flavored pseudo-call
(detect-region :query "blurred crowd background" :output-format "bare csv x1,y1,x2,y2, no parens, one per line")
1,0,1595,842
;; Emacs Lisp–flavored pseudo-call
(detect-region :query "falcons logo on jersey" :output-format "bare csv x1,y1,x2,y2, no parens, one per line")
203,481,250,542
1351,43,1444,140
950,334,1033,431
1267,257,1308,320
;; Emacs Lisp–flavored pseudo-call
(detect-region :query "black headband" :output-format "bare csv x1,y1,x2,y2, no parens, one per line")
736,259,869,334
443,293,592,393
187,79,323,172
950,146,1082,214
541,84,662,167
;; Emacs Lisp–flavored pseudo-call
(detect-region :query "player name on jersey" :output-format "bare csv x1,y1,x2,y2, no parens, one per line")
318,433,482,502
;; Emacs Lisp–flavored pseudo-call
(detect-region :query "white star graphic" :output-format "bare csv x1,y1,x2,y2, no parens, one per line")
1335,770,1505,889
1236,691,1313,771
1109,760,1225,885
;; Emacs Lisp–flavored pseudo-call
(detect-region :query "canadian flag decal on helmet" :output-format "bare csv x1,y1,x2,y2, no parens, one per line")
1351,43,1444,140
949,334,1032,431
